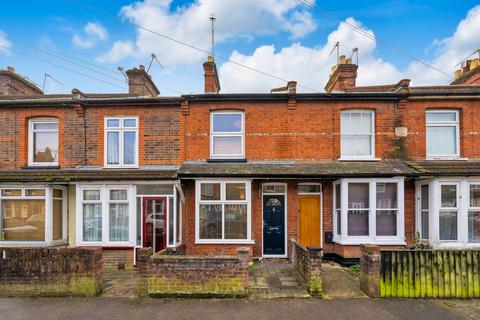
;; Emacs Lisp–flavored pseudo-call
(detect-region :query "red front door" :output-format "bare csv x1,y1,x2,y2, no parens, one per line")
143,197,167,253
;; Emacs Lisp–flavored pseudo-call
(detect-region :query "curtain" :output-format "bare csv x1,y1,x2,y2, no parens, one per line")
107,131,119,164
109,203,129,241
83,203,102,241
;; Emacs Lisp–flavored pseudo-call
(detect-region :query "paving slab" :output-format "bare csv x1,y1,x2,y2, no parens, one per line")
322,261,368,299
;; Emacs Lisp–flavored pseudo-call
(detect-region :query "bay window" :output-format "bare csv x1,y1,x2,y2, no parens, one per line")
196,180,251,243
333,178,404,244
76,185,135,246
426,110,459,158
28,118,58,166
210,112,244,159
340,110,375,159
104,117,138,167
0,186,66,245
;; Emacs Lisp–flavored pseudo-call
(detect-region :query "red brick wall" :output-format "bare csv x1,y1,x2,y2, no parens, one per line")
0,104,181,169
102,248,134,267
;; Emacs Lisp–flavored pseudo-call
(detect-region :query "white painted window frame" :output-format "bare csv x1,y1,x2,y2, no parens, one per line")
28,118,59,166
419,177,480,248
0,185,67,246
76,184,136,247
104,117,139,168
333,177,405,245
195,179,252,244
339,110,376,160
210,111,245,159
415,180,431,241
425,110,460,159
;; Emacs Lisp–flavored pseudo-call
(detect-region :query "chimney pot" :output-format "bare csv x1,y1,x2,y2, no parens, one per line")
139,65,145,70
7,66,15,73
450,50,480,85
346,57,352,64
339,55,346,64
324,60,358,92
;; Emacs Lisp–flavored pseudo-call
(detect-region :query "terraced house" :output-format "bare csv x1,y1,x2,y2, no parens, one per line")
1,54,480,265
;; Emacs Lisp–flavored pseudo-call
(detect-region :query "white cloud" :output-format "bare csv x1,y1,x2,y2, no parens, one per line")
219,17,402,92
219,5,480,92
72,22,108,49
0,31,12,54
96,40,134,63
98,0,317,64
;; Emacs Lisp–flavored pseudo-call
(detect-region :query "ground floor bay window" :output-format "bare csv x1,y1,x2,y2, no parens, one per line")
416,178,480,247
333,178,405,245
0,186,67,245
195,180,252,244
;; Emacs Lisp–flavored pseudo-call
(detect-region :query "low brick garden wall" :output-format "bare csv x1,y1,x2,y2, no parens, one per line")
137,247,250,298
0,247,102,297
289,239,323,297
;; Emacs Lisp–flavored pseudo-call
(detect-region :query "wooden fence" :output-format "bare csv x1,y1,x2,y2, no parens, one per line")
380,250,480,298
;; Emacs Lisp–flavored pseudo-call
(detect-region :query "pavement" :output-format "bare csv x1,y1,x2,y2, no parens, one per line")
0,297,478,320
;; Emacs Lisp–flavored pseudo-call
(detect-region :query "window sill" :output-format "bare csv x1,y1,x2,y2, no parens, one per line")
338,157,381,162
333,237,405,246
207,158,247,163
433,242,480,248
22,165,60,170
76,241,135,247
0,240,66,247
425,157,466,161
103,165,139,169
195,239,255,245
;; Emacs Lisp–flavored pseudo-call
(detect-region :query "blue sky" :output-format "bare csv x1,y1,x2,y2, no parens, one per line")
1,0,479,94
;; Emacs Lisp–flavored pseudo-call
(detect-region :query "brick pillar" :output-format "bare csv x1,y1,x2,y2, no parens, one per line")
136,247,153,297
360,244,381,297
237,247,250,289
307,246,323,298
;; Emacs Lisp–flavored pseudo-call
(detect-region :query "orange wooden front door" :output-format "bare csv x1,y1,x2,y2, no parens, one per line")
299,195,321,247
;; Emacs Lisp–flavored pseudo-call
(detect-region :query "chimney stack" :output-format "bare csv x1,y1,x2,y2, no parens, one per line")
450,55,480,85
324,55,358,92
125,65,160,97
0,65,43,95
203,56,221,94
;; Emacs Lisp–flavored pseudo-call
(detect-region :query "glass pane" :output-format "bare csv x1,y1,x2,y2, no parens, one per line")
226,183,246,200
212,136,242,155
1,189,21,196
200,183,220,200
341,136,355,156
336,210,342,235
53,189,63,198
224,204,247,239
262,185,286,194
470,185,480,208
123,131,136,165
359,112,373,134
348,183,369,209
176,193,181,243
426,126,456,155
1,199,45,241
123,118,137,128
136,184,174,195
136,197,142,246
335,184,341,209
199,204,222,239
83,203,102,241
426,112,457,122
468,211,480,243
421,185,429,210
109,203,129,241
107,131,120,164
110,190,127,201
355,135,372,156
33,122,57,130
25,189,45,197
34,131,58,163
212,113,242,132
347,209,369,236
299,184,321,193
439,210,457,240
83,190,100,201
106,119,120,128
376,210,397,236
376,183,397,209
441,185,457,208
168,197,174,245
421,210,429,240
341,112,353,134
52,199,63,240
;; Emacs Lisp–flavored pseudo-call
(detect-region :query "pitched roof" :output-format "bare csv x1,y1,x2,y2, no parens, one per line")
406,160,480,176
178,160,417,178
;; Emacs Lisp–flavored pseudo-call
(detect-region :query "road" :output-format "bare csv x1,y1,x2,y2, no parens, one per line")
0,297,478,320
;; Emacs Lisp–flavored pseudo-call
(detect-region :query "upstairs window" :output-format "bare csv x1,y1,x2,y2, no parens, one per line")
426,110,459,158
28,118,58,166
104,117,138,167
340,110,375,159
210,112,244,159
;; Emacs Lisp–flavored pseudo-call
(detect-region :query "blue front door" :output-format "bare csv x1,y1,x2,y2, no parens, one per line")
263,195,285,256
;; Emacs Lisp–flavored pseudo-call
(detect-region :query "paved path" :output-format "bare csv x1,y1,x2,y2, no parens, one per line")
0,298,477,320
102,268,138,298
322,261,367,299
